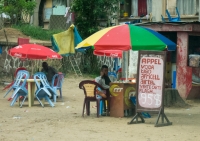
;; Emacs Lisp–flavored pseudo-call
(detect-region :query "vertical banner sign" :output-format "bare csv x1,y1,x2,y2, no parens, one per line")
128,51,172,127
137,51,165,112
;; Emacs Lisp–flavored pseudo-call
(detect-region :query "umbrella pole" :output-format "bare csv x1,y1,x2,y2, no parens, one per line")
31,60,34,76
122,51,128,82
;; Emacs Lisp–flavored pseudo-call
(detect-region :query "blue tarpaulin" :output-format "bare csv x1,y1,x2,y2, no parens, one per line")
0,46,2,54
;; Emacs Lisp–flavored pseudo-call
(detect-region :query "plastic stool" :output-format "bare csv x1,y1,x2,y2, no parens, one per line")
99,100,104,115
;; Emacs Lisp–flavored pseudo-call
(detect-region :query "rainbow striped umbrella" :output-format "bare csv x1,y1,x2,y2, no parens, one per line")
75,24,176,51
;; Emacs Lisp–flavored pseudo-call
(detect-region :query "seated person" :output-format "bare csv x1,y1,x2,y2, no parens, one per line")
95,65,114,99
95,65,111,89
41,62,58,84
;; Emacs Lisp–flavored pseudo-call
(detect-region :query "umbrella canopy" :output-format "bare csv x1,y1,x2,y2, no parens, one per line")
93,50,122,58
75,24,176,51
9,44,62,60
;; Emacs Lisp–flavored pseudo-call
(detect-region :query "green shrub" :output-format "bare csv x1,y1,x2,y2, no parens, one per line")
12,24,64,40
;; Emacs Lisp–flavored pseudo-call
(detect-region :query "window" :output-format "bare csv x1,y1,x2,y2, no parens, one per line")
52,0,67,6
188,35,200,67
176,0,196,15
167,0,176,15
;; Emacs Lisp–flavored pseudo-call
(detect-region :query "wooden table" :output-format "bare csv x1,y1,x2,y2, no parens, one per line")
21,79,40,107
109,82,136,117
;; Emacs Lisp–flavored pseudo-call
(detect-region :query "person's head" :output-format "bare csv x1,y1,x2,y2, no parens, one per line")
42,62,48,70
101,65,108,76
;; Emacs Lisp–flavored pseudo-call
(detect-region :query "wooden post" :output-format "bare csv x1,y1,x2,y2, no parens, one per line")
122,51,129,80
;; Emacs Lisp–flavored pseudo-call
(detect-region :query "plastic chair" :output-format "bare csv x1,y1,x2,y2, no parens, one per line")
4,69,27,97
3,67,27,91
96,87,106,116
166,7,181,22
5,67,28,101
161,15,166,22
18,37,29,45
51,73,64,102
34,72,56,107
4,70,30,107
108,72,117,82
108,72,117,78
79,80,109,117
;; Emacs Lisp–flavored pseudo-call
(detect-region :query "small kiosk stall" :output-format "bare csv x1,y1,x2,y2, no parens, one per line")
94,49,138,117
109,82,136,117
75,24,176,127
107,50,138,117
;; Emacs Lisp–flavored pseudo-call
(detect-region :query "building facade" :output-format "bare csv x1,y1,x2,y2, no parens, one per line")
120,0,199,23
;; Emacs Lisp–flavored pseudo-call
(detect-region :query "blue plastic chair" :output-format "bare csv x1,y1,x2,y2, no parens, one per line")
51,73,64,102
108,72,117,78
3,68,27,98
96,87,105,115
4,70,30,107
34,72,56,107
161,15,166,22
166,7,181,22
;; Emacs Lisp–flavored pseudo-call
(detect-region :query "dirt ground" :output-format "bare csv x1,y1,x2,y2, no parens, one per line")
0,77,200,141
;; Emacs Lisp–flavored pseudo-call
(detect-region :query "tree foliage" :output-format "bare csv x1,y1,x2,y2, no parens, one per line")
71,0,120,39
71,0,120,74
0,0,36,24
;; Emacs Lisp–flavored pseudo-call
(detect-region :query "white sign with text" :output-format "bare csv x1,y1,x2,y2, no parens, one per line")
138,57,163,108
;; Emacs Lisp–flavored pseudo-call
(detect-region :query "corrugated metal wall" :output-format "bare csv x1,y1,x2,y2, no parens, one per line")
177,0,196,15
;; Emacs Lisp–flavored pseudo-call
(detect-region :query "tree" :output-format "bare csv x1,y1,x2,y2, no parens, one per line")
71,0,120,39
0,0,36,24
71,0,120,74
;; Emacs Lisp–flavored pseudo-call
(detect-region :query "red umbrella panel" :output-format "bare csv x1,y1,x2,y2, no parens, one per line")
93,50,122,58
9,44,62,60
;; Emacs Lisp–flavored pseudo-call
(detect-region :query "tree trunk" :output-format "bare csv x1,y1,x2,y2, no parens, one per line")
33,0,41,26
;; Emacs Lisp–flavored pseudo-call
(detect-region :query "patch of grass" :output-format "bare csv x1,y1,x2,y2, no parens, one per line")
12,24,64,41
83,72,99,78
64,72,99,79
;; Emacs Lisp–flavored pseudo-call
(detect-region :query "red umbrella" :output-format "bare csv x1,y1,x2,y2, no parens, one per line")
93,50,122,58
9,44,62,60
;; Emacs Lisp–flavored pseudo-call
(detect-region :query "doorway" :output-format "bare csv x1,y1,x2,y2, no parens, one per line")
138,0,147,16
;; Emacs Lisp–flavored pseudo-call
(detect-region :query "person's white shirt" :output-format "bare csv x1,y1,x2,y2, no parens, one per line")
95,75,116,89
95,76,109,89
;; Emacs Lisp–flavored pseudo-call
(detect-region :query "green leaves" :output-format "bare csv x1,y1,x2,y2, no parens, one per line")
71,0,120,39
13,24,64,41
70,0,120,74
0,0,36,24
